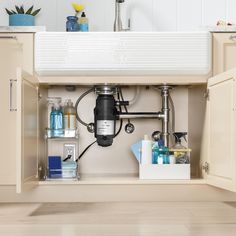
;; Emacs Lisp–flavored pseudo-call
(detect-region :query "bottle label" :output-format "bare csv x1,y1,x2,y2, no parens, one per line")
64,114,76,130
97,120,114,135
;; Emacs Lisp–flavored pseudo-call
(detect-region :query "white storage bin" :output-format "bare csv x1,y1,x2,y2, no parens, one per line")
139,164,190,180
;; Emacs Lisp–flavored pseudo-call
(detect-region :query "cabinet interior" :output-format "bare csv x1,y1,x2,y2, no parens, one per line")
38,84,207,183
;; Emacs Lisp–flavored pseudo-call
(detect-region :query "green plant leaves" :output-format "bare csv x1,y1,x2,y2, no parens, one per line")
26,6,34,15
31,8,41,16
5,8,13,15
5,5,41,16
20,6,25,14
15,5,24,14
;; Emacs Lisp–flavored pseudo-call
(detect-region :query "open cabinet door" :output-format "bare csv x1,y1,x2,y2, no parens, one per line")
206,68,236,192
16,68,39,193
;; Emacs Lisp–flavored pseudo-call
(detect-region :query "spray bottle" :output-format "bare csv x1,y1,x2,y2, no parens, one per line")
172,132,190,164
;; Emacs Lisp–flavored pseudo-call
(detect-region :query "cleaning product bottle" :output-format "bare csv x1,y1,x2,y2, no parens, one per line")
49,98,64,137
172,132,190,164
64,99,76,130
79,12,89,32
157,139,169,164
141,135,152,164
152,142,159,164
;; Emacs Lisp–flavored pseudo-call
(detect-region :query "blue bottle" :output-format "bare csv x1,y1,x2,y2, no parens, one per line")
66,16,79,32
152,142,159,164
158,140,170,164
50,101,64,137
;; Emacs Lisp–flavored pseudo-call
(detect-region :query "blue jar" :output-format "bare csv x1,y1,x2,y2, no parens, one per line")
66,16,79,32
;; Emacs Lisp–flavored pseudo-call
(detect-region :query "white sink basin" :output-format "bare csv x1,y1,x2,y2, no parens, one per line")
35,32,212,76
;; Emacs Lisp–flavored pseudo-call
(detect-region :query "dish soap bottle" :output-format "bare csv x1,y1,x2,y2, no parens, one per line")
172,132,190,164
49,98,64,137
79,12,89,32
64,99,76,130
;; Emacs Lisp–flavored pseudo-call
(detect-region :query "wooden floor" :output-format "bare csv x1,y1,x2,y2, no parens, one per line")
0,202,236,235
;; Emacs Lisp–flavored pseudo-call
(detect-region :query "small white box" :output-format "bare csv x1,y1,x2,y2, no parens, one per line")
139,164,190,180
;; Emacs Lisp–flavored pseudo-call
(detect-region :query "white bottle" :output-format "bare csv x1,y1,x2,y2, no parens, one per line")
141,135,152,165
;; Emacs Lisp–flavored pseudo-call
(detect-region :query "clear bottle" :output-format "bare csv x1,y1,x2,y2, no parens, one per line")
49,98,64,137
64,99,76,130
79,12,89,32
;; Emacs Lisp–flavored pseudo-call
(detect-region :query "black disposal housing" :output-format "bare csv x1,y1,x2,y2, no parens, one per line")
94,94,118,147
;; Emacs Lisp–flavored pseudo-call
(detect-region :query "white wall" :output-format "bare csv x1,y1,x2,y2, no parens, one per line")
0,0,236,31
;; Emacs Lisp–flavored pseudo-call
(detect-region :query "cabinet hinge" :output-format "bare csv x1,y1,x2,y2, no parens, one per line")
38,92,42,101
204,89,210,100
202,162,209,174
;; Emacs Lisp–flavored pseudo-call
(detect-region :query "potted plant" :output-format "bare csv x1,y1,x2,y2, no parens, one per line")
5,5,41,26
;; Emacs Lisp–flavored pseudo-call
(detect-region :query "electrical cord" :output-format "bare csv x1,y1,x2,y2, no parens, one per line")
115,91,123,137
119,87,130,123
76,140,97,162
75,87,94,127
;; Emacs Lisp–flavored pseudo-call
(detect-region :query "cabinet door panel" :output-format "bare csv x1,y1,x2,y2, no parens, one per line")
213,33,236,75
16,69,39,193
0,33,34,74
207,69,236,191
0,39,22,184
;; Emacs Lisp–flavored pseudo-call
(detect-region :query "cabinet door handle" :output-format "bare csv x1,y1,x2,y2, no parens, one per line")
9,79,17,112
229,35,236,41
0,36,17,40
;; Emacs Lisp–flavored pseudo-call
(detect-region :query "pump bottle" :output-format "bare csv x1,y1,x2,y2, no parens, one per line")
49,98,64,137
79,12,89,32
64,99,76,130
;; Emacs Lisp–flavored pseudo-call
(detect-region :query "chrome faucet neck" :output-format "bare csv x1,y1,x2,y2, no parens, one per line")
114,0,130,32
114,1,123,32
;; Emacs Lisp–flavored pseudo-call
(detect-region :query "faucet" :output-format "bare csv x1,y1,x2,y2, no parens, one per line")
114,0,130,32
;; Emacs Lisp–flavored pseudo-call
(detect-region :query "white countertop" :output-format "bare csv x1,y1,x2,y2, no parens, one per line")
0,26,236,33
0,26,46,33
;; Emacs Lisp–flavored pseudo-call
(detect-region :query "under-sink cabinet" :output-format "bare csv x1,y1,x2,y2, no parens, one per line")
13,67,236,193
1,32,236,197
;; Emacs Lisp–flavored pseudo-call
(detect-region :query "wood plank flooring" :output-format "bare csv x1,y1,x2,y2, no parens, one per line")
0,202,236,235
